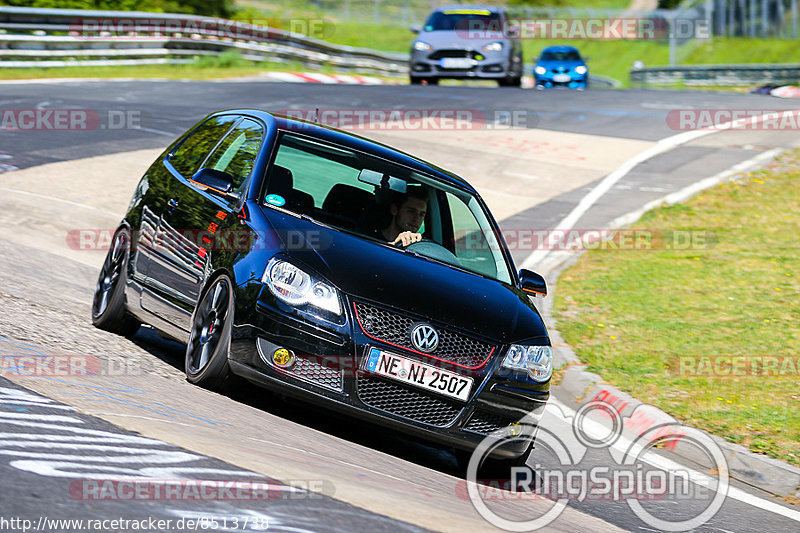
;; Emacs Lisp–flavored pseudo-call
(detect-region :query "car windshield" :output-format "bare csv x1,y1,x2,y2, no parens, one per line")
424,10,501,32
541,50,582,61
263,132,513,284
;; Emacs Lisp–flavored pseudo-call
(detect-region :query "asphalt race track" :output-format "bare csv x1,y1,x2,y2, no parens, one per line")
0,79,799,532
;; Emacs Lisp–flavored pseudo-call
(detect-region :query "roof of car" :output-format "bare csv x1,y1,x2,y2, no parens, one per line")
223,109,476,193
542,45,581,53
433,5,503,14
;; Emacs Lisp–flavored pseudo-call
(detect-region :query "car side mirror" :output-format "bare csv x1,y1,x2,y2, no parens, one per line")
191,168,236,195
519,269,547,297
410,24,420,34
506,25,520,38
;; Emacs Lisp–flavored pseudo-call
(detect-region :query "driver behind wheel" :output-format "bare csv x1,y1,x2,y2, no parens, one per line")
372,185,428,247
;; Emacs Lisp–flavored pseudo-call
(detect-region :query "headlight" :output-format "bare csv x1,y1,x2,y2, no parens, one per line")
501,345,552,382
413,41,432,52
262,258,341,315
575,65,588,75
482,41,503,52
534,66,547,75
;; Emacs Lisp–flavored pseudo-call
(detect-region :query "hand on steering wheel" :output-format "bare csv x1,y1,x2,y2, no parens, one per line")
390,231,423,247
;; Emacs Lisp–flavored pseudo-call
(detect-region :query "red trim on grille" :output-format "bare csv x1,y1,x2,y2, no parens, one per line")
352,302,494,370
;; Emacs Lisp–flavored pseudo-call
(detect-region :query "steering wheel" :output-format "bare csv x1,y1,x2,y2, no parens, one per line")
404,239,462,266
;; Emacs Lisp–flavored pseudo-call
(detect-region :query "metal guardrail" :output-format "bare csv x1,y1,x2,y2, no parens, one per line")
0,6,410,75
630,64,800,86
587,75,620,88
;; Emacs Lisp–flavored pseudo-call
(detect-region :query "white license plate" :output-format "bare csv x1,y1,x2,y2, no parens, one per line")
552,74,572,82
440,57,475,69
363,347,473,402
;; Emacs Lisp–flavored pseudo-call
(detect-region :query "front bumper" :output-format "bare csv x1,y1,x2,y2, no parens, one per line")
410,49,516,80
534,74,588,88
228,283,549,459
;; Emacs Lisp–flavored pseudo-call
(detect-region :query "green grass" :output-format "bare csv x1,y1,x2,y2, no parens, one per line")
324,21,411,52
553,150,800,466
3,1,799,86
234,1,800,86
0,62,279,81
683,37,800,64
0,53,391,81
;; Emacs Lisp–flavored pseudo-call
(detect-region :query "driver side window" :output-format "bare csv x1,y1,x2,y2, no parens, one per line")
170,115,238,178
202,118,264,194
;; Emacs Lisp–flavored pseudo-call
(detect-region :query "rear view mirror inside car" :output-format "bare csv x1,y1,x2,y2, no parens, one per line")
358,168,407,193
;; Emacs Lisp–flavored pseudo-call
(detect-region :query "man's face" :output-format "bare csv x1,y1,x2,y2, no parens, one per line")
392,196,427,233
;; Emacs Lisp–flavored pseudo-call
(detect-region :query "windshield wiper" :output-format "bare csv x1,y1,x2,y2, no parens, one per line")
395,246,476,275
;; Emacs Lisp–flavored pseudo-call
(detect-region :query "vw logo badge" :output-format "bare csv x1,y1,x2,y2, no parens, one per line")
410,323,439,353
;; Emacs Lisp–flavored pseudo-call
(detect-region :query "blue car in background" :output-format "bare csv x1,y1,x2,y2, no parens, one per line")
533,46,588,89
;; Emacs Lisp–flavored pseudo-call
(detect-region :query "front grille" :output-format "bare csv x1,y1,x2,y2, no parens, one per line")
357,376,462,427
465,410,519,435
429,49,477,60
435,65,477,72
290,354,343,391
353,302,495,368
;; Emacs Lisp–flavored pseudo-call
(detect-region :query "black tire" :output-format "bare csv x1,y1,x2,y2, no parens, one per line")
409,76,422,85
498,75,522,87
91,228,140,336
185,275,234,390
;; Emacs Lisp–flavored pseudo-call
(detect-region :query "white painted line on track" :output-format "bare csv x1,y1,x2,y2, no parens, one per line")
531,147,784,281
241,434,426,486
132,126,179,136
0,78,165,85
605,148,782,230
503,170,548,182
548,398,800,522
481,188,540,199
521,114,781,271
0,187,120,217
521,128,712,270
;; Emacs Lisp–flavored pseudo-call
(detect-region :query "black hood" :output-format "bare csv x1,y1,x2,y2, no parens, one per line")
265,209,548,344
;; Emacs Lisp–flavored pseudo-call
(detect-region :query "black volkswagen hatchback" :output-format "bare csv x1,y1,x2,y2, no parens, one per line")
92,110,552,466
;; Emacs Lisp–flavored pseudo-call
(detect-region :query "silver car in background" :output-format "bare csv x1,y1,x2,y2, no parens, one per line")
409,6,523,87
